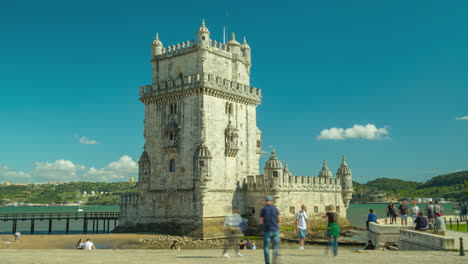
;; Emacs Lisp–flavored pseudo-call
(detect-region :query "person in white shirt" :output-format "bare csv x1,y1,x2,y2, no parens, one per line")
295,205,309,250
411,200,420,223
84,238,96,250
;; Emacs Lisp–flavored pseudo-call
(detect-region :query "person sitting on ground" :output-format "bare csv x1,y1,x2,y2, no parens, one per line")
251,241,257,250
170,240,180,250
84,238,96,250
239,240,245,250
434,213,446,234
245,239,253,249
76,238,84,250
364,240,375,250
366,209,378,230
414,212,429,231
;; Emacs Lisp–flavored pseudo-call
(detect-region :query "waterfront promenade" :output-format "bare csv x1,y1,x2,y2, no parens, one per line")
0,248,465,264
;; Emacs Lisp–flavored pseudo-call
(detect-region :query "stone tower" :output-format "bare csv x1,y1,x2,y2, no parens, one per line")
124,20,262,238
336,156,353,209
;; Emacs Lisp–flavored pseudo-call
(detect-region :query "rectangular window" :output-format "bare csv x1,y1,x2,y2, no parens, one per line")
289,206,295,215
199,160,204,167
256,140,261,148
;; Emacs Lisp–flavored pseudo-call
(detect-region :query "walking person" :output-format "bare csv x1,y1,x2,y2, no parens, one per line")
386,201,393,219
426,202,435,228
222,207,243,258
390,203,398,224
295,204,309,250
459,202,465,221
462,202,468,221
323,204,340,257
399,200,409,226
259,196,281,264
411,200,420,223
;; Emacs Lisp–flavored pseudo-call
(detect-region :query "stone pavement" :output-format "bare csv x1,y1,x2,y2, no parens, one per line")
0,247,465,264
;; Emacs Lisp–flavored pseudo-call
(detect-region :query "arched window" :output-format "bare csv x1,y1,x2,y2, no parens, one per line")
169,104,177,114
169,159,176,172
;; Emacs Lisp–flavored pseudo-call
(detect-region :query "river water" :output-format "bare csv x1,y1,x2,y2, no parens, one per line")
0,203,455,234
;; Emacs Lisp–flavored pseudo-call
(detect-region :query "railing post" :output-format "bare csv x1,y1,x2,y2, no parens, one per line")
30,219,35,234
48,219,53,234
12,219,17,234
450,218,453,229
457,219,460,231
66,218,70,233
460,238,465,256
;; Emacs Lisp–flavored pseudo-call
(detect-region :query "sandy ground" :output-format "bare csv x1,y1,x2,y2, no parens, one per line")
0,248,465,264
0,234,155,250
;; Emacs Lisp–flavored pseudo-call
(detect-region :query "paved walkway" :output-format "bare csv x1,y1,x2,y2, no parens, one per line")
0,248,465,264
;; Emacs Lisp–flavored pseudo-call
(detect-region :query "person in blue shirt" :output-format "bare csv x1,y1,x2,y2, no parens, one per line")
259,196,281,264
366,209,378,230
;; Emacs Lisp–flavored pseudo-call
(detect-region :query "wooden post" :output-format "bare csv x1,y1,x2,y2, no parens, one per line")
12,220,17,233
107,219,110,232
93,218,96,233
30,219,35,234
66,218,70,233
48,219,52,234
83,213,87,234
114,219,117,229
96,219,99,233
457,219,460,231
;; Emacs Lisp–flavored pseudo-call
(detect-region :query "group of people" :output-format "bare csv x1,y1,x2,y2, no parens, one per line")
75,238,96,250
222,196,340,264
367,200,447,233
239,239,256,250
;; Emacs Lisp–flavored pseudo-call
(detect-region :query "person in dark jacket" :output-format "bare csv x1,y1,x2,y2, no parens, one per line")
414,212,429,231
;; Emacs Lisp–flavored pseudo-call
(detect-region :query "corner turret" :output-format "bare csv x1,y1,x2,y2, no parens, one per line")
227,32,241,55
151,33,164,56
197,19,210,48
264,150,283,189
336,156,353,209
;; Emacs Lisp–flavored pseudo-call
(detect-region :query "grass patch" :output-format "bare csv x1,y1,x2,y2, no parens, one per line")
446,223,468,233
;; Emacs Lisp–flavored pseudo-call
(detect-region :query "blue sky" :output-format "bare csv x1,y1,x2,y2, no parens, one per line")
0,0,467,183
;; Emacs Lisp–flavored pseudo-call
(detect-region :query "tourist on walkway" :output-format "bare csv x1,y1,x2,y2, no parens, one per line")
386,201,393,218
222,207,243,258
295,204,309,250
76,238,84,249
366,209,378,230
459,202,465,221
426,202,435,228
411,200,420,223
414,212,429,231
399,200,409,226
323,204,340,257
434,213,446,233
260,196,281,264
84,238,96,250
389,203,398,224
13,232,20,242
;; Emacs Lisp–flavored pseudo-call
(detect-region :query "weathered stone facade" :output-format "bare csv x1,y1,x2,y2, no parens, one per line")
118,21,353,238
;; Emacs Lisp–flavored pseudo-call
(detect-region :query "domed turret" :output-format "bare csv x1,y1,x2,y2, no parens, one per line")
151,33,164,56
336,156,353,209
197,19,210,48
318,160,333,178
241,36,251,63
264,150,283,170
195,143,212,159
336,156,352,175
227,32,241,55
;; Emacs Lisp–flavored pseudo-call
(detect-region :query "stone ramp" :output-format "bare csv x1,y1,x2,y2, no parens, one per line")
0,248,465,264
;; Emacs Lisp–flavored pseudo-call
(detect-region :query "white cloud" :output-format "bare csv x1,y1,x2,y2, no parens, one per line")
456,116,468,120
78,136,99,145
83,155,138,182
0,156,137,183
317,124,389,140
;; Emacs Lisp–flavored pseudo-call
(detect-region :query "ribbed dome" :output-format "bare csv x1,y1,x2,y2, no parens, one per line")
152,33,163,46
264,150,283,170
318,160,333,178
195,144,212,159
197,19,210,34
336,156,352,175
227,32,241,46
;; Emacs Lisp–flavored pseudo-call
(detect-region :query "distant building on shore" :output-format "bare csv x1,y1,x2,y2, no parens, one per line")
118,21,354,239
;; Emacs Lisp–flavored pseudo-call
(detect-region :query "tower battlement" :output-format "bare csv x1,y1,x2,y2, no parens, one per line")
139,73,261,105
246,174,342,192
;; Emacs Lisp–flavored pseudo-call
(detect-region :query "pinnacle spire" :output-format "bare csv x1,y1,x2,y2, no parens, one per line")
231,32,236,40
197,19,210,34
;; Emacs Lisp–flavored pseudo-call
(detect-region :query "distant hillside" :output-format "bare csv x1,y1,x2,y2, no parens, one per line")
352,171,468,203
0,182,138,206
